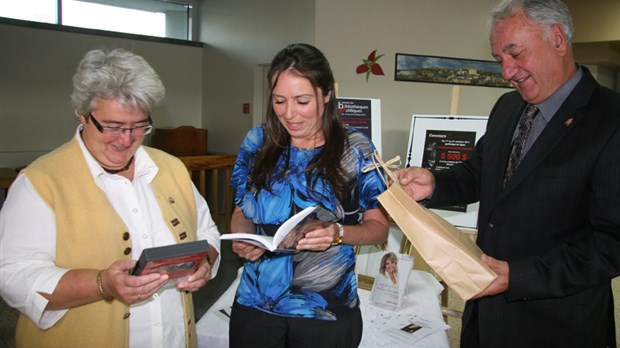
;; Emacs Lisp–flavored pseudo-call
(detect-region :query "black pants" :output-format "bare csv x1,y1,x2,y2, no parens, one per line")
229,302,363,348
460,301,480,348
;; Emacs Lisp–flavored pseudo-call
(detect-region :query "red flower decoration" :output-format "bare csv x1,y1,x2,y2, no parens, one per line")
356,50,385,81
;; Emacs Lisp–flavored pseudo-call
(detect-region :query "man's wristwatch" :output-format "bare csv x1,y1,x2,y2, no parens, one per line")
332,222,344,246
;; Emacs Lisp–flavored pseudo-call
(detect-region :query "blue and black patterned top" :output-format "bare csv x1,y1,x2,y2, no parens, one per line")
230,124,386,320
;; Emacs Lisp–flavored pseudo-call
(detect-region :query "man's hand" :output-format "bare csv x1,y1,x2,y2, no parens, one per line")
473,254,509,299
392,167,435,201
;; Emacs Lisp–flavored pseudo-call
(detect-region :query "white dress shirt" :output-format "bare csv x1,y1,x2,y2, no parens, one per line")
0,126,221,347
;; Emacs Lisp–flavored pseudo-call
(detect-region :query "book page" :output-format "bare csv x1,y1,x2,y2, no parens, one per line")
274,206,336,250
219,206,336,252
219,233,299,253
220,233,276,251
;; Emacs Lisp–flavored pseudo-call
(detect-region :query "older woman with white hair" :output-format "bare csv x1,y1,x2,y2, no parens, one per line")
0,48,220,348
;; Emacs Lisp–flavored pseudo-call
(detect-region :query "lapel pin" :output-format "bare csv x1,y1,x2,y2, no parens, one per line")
564,118,573,127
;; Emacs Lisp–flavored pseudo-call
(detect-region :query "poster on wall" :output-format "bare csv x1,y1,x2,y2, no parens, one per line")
337,97,382,155
405,115,488,229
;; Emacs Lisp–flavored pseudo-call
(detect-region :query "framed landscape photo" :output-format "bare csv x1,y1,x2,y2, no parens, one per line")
395,53,512,88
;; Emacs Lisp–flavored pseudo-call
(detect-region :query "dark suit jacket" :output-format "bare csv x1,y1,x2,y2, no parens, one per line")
430,67,620,348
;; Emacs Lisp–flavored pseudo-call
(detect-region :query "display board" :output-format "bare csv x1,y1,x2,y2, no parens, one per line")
405,115,488,229
337,97,382,155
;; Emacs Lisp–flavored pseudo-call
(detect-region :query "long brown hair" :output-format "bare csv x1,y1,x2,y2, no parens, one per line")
251,43,350,201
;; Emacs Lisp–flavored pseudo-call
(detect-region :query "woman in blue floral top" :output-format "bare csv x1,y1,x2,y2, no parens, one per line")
228,43,389,347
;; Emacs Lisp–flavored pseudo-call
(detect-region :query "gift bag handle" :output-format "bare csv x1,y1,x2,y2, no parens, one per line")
362,150,401,187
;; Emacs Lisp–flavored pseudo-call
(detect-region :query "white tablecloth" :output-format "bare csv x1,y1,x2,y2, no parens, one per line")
196,268,450,348
358,271,450,347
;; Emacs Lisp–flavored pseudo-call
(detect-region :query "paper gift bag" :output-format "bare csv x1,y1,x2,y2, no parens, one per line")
371,152,496,300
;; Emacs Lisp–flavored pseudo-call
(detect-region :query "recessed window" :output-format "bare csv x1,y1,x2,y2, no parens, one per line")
0,0,57,24
63,1,167,37
0,0,193,40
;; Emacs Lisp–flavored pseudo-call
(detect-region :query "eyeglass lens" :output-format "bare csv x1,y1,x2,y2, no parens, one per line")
88,113,153,135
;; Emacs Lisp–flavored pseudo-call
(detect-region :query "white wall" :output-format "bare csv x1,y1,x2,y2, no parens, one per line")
315,0,508,160
1,1,616,166
564,0,620,43
0,23,204,168
198,0,509,159
198,0,315,154
585,64,617,91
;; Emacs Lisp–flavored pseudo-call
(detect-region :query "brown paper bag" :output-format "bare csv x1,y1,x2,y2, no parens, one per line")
371,152,496,300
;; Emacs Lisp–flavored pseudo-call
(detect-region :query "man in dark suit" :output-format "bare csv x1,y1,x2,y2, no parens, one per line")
395,0,620,347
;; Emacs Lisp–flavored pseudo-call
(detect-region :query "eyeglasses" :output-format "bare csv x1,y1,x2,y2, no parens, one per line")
88,113,154,136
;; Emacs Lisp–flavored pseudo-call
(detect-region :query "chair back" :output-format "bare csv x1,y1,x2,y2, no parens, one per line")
178,155,237,232
151,126,208,156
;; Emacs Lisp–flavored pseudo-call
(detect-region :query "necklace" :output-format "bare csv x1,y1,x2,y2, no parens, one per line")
102,156,134,174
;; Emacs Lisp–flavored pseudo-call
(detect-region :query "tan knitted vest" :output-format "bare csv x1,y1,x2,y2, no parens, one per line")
16,139,198,348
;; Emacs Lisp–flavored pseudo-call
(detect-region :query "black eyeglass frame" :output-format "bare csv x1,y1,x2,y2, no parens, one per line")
87,112,154,136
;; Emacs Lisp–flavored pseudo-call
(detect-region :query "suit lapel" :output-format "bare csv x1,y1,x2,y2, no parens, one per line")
497,69,597,200
485,96,526,201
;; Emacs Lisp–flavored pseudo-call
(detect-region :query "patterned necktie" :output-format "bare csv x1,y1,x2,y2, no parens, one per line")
503,104,538,188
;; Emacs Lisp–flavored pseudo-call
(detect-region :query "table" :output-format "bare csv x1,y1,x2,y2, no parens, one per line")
196,268,450,348
358,271,450,347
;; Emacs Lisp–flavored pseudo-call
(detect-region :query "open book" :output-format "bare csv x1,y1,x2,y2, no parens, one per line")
220,206,336,252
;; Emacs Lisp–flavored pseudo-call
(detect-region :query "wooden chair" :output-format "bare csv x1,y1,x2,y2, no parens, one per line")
151,126,236,231
151,125,208,156
178,155,237,233
151,125,208,195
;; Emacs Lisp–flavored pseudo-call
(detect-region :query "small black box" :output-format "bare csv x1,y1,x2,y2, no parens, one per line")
131,240,210,279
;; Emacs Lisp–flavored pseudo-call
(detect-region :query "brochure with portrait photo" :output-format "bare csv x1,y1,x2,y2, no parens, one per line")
369,252,414,311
